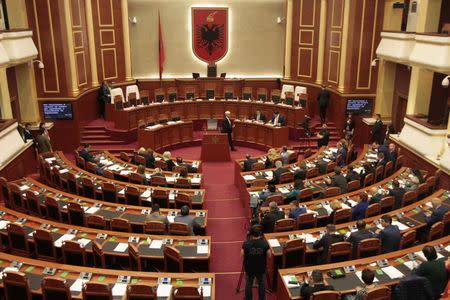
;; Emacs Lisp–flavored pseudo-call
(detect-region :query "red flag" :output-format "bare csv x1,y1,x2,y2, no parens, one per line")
158,11,165,81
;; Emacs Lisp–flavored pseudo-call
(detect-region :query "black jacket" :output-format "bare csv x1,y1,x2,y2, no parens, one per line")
317,89,330,108
313,233,344,263
390,187,406,209
317,160,328,175
261,210,285,233
272,167,289,184
301,283,334,300
243,158,258,172
221,117,233,133
377,224,401,253
346,229,374,257
330,174,348,193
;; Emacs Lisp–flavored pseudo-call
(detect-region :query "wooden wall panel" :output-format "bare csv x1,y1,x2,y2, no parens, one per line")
291,0,321,82
92,0,125,83
345,0,383,93
323,0,344,88
70,0,92,90
25,0,68,97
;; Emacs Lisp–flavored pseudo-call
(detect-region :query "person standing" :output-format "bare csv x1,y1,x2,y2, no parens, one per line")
221,111,236,151
241,225,270,300
371,114,383,144
317,123,330,148
98,81,111,119
317,85,330,124
35,128,52,153
343,113,355,140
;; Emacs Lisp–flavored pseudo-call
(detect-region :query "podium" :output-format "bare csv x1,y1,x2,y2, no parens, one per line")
200,133,231,161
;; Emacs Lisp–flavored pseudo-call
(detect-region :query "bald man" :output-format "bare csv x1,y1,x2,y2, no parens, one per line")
426,198,449,226
221,111,236,151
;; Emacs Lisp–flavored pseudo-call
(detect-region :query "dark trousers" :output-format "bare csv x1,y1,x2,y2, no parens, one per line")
245,273,265,300
227,132,235,149
319,105,327,123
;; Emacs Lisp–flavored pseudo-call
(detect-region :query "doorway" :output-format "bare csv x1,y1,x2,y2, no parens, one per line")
393,95,407,132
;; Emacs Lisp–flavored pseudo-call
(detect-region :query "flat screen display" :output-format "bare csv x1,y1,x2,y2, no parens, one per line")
43,103,73,120
346,99,373,115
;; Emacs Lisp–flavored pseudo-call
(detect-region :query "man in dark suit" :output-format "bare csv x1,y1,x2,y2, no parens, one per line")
294,161,308,180
271,111,285,126
378,143,390,160
79,143,98,164
260,202,285,233
368,187,384,204
317,85,330,123
346,220,374,258
258,183,281,204
376,215,401,253
388,143,397,164
253,110,266,122
316,155,328,175
376,152,387,167
243,154,257,172
271,160,289,184
221,111,236,151
22,123,34,141
425,198,449,226
336,142,347,166
325,167,347,193
317,123,329,148
345,165,361,182
300,270,335,300
313,224,344,263
389,180,406,209
35,128,52,153
371,114,383,144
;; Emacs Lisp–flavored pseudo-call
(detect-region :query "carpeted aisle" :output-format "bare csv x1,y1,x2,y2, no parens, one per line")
171,146,276,299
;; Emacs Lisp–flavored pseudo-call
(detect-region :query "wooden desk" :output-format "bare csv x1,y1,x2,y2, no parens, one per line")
276,236,449,299
137,121,194,151
9,177,208,233
200,133,230,162
91,151,202,188
106,100,306,131
0,207,211,271
0,251,215,299
234,120,289,148
264,190,449,291
40,152,206,209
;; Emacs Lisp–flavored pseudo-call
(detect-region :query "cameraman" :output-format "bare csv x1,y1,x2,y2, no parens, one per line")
241,225,270,300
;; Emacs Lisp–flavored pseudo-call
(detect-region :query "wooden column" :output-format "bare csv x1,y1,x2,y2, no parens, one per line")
283,0,293,79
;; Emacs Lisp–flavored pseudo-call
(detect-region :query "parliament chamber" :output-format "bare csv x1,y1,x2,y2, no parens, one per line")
0,0,449,299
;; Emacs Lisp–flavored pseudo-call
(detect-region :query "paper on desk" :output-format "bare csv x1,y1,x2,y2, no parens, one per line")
341,203,350,209
446,245,450,252
392,221,409,231
19,185,30,191
118,188,125,195
166,177,176,183
70,279,88,292
322,158,331,162
278,187,290,194
354,167,364,174
415,252,427,261
191,177,201,184
265,171,273,178
157,284,173,297
268,239,281,247
112,283,127,296
59,169,69,174
243,175,256,181
169,193,175,200
322,204,333,215
382,266,404,279
85,207,99,214
45,157,57,163
0,220,10,230
304,234,317,244
199,286,211,297
119,170,132,176
150,240,163,249
306,209,319,215
141,190,151,198
113,243,128,252
356,270,379,283
404,261,418,270
77,238,91,248
197,245,208,254
282,275,300,288
54,234,75,247
347,199,358,207
167,216,175,223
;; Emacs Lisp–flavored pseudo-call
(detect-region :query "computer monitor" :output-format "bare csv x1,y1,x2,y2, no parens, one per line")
192,73,200,79
220,73,226,78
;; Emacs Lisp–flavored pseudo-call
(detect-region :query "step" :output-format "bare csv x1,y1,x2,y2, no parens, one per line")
80,134,111,140
80,140,127,145
83,125,106,130
81,130,108,135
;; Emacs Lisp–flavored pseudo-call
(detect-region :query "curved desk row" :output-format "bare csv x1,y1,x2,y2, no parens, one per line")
106,99,305,130
40,152,206,209
0,251,214,299
138,121,194,152
265,189,449,290
234,120,290,148
82,151,202,188
8,177,208,233
276,235,449,299
0,207,211,271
